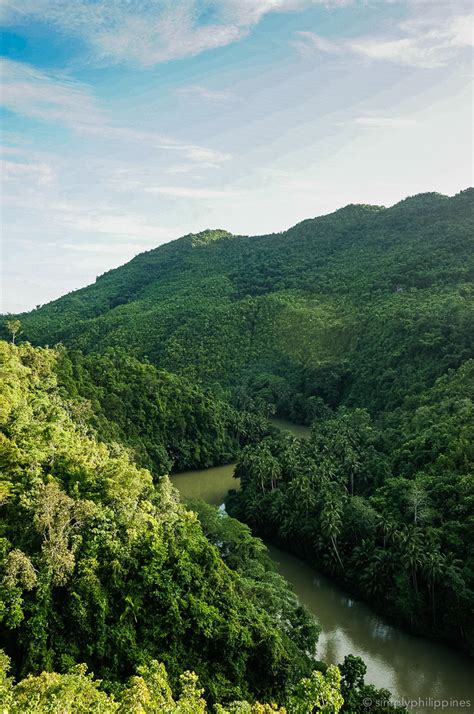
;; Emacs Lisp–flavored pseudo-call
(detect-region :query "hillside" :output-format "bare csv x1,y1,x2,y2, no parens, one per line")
3,187,474,655
10,189,474,418
0,341,406,712
0,342,315,703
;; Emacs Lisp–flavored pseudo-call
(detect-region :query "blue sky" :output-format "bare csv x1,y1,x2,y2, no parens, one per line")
1,0,472,312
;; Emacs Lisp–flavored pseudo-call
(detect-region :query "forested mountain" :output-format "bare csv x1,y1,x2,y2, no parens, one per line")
1,188,473,706
10,189,473,418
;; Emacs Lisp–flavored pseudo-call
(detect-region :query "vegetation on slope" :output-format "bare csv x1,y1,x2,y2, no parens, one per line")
0,341,406,712
227,360,474,651
8,190,473,418
1,188,473,672
0,342,317,704
54,347,239,477
0,648,347,714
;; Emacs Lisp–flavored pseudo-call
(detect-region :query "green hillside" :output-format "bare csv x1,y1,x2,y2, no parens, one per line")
11,189,474,418
3,187,474,655
0,341,405,712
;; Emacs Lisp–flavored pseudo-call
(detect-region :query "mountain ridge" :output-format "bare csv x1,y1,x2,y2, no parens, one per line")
10,189,472,320
3,187,473,416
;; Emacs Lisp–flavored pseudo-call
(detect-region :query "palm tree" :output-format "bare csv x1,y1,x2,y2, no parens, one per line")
399,525,424,596
319,485,344,570
287,473,316,515
421,549,446,624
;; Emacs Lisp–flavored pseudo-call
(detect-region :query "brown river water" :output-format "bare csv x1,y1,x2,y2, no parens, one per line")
171,419,474,713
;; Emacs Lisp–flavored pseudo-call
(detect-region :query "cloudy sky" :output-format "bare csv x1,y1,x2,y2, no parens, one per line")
1,0,472,312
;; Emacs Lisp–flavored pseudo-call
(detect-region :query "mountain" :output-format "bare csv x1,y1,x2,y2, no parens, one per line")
10,188,474,417
3,188,474,656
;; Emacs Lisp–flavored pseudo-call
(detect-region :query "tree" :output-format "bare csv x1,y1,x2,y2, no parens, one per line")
406,481,431,525
5,320,22,345
287,665,344,714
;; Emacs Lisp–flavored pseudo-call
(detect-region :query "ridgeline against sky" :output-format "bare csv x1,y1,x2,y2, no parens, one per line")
1,0,473,312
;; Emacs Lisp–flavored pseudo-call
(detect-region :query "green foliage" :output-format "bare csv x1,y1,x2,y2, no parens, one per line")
2,648,403,714
54,348,240,476
339,655,405,714
286,666,343,714
189,500,320,663
0,649,345,714
0,342,319,704
227,366,474,651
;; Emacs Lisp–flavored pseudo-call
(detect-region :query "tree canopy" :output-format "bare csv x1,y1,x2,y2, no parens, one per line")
1,188,472,707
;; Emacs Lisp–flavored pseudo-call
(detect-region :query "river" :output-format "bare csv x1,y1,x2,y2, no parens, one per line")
171,419,474,712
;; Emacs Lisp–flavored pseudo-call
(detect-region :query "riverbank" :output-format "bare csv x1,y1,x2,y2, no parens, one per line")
170,429,474,712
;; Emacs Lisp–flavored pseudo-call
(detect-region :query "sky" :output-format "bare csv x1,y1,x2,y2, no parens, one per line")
0,0,473,313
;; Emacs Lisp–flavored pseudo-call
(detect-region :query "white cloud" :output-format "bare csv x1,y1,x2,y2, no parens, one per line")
92,125,231,165
0,58,105,130
352,116,421,128
49,241,157,254
0,144,31,156
175,84,235,102
0,58,231,166
1,185,170,240
292,31,342,57
0,0,349,66
1,157,54,185
145,185,239,199
57,212,171,240
294,13,474,68
165,163,201,175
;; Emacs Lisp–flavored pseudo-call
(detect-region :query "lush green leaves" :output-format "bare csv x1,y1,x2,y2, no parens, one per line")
228,373,474,651
0,342,318,703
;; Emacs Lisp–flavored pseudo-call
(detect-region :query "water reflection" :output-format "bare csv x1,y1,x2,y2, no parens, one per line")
171,462,237,506
267,544,474,713
270,418,312,438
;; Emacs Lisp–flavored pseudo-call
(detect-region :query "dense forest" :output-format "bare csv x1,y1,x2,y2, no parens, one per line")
10,189,473,420
0,342,404,712
227,360,474,649
1,189,473,707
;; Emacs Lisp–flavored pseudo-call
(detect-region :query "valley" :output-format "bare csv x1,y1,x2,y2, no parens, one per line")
2,189,473,711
